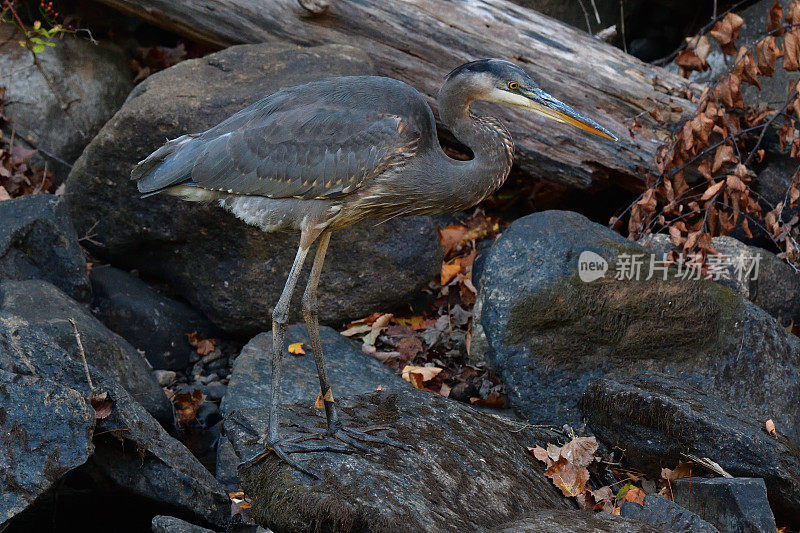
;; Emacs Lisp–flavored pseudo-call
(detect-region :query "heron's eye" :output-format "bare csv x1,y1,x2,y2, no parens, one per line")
508,81,519,90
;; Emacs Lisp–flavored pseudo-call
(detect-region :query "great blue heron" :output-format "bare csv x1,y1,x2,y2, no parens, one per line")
132,58,617,477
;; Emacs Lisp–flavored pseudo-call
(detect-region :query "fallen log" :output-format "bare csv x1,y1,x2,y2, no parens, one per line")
94,0,695,190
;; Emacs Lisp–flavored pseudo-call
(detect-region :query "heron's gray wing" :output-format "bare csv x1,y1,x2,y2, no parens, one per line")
188,105,421,199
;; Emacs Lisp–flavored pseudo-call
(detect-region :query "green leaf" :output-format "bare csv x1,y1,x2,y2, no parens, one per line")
32,44,45,53
30,37,45,44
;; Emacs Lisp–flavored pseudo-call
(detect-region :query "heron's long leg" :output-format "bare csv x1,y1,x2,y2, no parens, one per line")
300,231,408,451
301,231,339,426
264,242,309,445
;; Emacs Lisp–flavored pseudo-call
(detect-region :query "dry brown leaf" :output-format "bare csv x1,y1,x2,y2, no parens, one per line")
469,391,504,408
559,436,599,467
528,445,553,467
661,462,693,481
709,13,744,55
712,144,737,173
314,390,325,408
90,392,112,420
785,28,800,71
701,180,726,201
174,389,206,426
766,418,777,436
401,365,442,390
441,261,463,285
622,487,646,506
288,342,306,355
544,457,590,498
0,186,10,201
187,331,216,356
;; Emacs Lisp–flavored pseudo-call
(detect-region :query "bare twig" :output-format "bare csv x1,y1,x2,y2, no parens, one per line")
69,318,95,394
619,0,627,54
576,0,593,34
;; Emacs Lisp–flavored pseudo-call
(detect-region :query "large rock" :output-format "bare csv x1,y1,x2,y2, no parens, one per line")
621,494,719,533
0,305,229,529
218,324,410,485
579,374,800,525
64,43,442,336
221,325,574,531
90,266,216,370
0,369,95,529
0,26,132,176
0,279,172,425
672,478,777,533
233,387,574,532
474,211,800,446
493,510,664,532
151,516,216,533
0,195,90,302
639,233,800,327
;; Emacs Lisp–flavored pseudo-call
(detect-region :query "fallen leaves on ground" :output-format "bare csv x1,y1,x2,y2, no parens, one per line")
90,391,112,420
766,418,777,436
401,364,442,391
288,341,306,355
173,389,206,426
338,210,504,406
187,331,216,356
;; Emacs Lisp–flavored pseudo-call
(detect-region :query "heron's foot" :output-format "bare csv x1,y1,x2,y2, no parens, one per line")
293,423,411,452
238,436,354,479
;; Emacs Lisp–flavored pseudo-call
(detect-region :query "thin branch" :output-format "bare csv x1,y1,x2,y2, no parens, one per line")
69,318,95,394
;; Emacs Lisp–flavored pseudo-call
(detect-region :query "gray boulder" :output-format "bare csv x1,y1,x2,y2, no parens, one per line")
579,374,800,525
0,195,90,302
672,478,777,533
639,233,800,326
221,325,574,531
0,304,229,529
90,266,216,370
64,43,442,336
233,387,573,532
0,279,172,425
621,494,719,532
493,509,665,532
0,26,132,176
151,516,216,533
218,324,410,485
0,369,95,529
474,211,800,446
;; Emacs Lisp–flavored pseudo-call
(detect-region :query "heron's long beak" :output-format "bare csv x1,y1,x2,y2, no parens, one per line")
522,87,618,141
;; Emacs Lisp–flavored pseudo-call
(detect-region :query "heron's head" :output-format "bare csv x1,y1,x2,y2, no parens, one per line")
445,58,617,141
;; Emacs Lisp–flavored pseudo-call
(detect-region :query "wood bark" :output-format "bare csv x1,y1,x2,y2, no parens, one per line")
95,0,696,190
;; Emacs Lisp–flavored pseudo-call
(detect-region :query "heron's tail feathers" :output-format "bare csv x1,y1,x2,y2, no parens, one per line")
131,134,201,195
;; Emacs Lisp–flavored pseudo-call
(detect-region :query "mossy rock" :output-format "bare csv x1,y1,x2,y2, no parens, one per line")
475,210,800,446
231,387,574,532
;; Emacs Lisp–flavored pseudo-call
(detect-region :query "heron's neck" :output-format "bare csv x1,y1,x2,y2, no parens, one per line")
436,81,514,206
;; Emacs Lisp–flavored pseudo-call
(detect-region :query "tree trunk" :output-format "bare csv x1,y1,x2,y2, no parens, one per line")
95,0,695,190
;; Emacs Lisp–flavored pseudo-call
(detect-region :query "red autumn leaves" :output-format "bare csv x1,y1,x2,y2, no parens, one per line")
624,1,800,268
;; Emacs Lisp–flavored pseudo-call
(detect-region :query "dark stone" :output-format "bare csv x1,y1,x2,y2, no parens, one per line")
639,234,800,327
493,509,664,532
233,387,574,532
620,494,719,532
64,43,442,336
151,516,216,533
0,369,95,529
90,266,215,370
0,279,171,425
672,478,777,533
0,195,90,302
218,324,410,482
0,26,132,177
474,211,800,447
579,374,800,525
0,303,229,529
